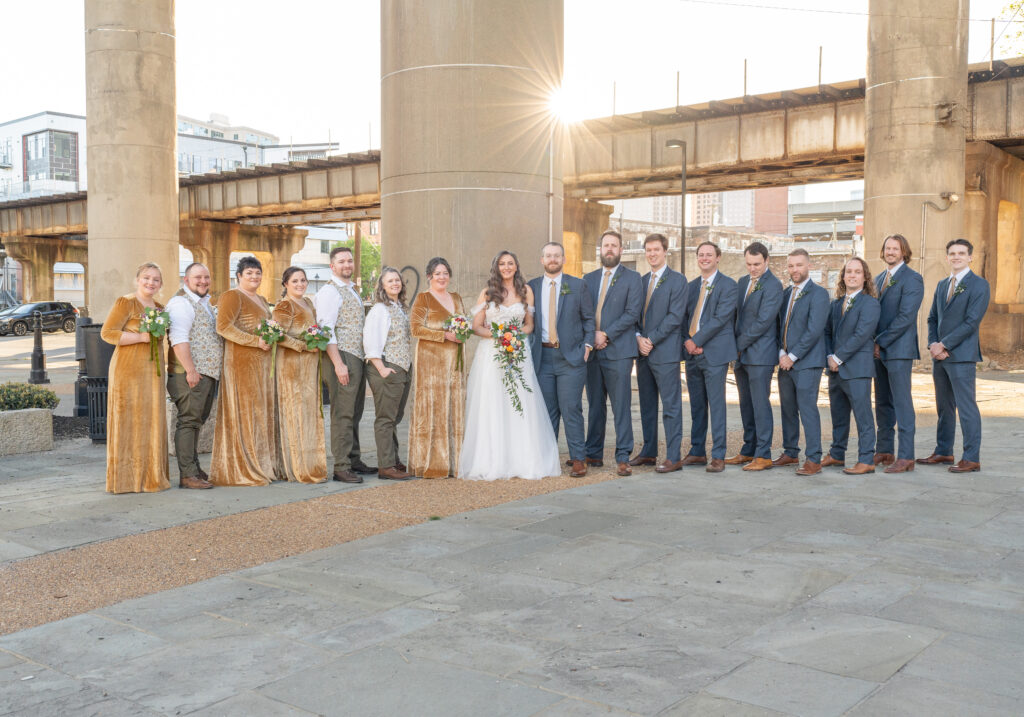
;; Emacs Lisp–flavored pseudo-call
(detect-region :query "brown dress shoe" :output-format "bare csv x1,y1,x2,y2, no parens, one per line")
884,459,915,474
584,458,604,467
706,458,725,473
795,460,821,476
873,453,896,466
724,454,754,465
742,457,773,471
916,454,954,465
196,467,210,481
948,460,981,473
351,462,378,474
772,454,799,467
682,455,708,466
628,456,658,467
570,460,587,477
655,459,683,473
333,470,363,483
821,455,844,468
379,466,413,480
843,462,875,475
180,475,213,489
617,462,632,476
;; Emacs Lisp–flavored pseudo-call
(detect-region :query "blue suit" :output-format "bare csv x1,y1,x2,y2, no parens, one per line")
926,270,990,463
584,264,643,463
824,292,880,464
734,270,784,459
682,272,738,460
635,267,688,463
529,273,596,461
777,280,829,463
874,264,924,460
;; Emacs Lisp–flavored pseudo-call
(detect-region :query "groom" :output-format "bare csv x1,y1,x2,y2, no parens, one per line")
530,242,595,477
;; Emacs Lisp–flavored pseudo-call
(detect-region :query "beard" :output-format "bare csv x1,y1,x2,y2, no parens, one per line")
600,253,620,268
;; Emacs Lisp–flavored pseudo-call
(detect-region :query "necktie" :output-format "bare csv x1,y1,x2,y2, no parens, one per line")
548,280,559,345
689,279,708,337
782,288,798,351
595,269,612,331
946,276,956,303
842,296,851,315
744,278,756,302
879,272,889,297
642,272,657,324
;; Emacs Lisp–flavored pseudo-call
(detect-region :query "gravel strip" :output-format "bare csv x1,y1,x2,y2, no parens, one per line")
0,470,623,636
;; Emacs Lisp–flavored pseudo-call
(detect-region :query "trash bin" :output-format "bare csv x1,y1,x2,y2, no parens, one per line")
82,324,115,443
74,317,93,417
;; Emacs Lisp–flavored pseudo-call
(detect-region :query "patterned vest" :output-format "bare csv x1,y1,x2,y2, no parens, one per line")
333,282,365,359
382,302,412,371
175,289,224,380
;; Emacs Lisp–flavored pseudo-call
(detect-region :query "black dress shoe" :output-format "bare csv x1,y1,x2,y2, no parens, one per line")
333,470,363,483
351,462,378,474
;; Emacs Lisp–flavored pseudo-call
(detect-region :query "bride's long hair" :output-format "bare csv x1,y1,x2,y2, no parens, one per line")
485,250,529,306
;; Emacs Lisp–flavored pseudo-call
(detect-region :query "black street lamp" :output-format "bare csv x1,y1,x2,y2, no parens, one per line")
665,139,687,276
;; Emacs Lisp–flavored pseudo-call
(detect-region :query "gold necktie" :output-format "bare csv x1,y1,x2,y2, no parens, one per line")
595,269,612,331
689,279,708,337
744,278,756,302
643,272,657,324
946,277,956,303
548,280,559,346
880,272,890,296
782,288,798,351
842,296,851,315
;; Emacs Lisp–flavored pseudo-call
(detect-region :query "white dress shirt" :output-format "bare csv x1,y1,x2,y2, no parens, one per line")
691,269,719,331
314,275,362,346
884,260,904,286
828,288,861,366
949,266,971,288
166,287,215,347
363,301,397,360
540,273,563,344
780,277,811,362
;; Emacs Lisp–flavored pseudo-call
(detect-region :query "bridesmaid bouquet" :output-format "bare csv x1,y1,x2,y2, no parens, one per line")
138,307,170,377
256,318,285,378
302,324,332,351
442,314,472,371
490,319,532,416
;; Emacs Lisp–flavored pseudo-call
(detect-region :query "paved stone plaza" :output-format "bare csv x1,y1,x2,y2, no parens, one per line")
2,333,1024,715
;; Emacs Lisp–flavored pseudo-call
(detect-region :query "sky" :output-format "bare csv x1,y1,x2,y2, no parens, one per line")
3,0,1022,202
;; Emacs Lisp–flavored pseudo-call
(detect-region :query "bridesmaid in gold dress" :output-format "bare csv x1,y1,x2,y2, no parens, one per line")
209,256,277,486
273,267,328,483
408,257,467,478
101,262,170,493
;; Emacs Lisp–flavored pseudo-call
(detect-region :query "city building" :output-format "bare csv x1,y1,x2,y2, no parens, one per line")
0,111,86,199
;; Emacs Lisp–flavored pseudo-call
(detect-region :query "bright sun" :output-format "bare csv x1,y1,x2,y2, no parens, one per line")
548,87,582,124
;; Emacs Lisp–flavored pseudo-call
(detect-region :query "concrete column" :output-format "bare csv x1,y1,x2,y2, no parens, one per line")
85,0,179,319
380,0,564,296
5,241,56,302
864,0,968,351
563,198,613,276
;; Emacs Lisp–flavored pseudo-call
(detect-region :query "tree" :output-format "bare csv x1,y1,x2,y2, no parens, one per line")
996,4,1024,57
332,237,381,298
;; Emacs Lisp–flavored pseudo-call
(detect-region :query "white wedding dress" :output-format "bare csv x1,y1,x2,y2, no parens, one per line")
458,302,561,480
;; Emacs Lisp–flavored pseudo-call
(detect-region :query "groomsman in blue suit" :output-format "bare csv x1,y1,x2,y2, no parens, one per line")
682,241,738,473
822,258,881,475
530,242,596,478
873,234,924,473
774,248,830,476
631,233,688,473
918,238,991,473
583,230,643,476
728,242,784,472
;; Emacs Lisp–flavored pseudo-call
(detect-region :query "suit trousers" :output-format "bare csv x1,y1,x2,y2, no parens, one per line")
874,358,916,459
324,350,365,472
735,362,775,459
537,346,588,460
778,366,823,463
585,353,635,463
685,356,729,460
827,373,876,464
166,372,217,478
635,357,683,463
365,361,411,469
932,359,982,462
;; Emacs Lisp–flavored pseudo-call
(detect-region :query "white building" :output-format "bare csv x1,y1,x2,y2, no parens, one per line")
0,111,87,200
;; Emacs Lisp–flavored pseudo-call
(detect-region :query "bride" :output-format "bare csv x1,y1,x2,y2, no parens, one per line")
459,251,562,480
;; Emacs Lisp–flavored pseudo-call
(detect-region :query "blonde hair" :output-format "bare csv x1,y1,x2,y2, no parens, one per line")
135,262,163,280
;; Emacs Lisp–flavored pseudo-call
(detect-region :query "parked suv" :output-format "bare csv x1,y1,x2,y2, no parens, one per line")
0,302,79,336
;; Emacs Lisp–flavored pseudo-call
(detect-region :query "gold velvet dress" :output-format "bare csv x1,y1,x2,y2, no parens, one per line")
272,296,328,483
210,289,277,486
408,291,467,478
101,295,170,494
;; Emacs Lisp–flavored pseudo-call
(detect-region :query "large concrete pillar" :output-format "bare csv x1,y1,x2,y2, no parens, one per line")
85,0,179,318
864,0,968,350
563,198,613,276
380,0,564,297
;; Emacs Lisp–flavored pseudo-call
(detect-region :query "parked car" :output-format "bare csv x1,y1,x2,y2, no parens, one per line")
0,302,80,336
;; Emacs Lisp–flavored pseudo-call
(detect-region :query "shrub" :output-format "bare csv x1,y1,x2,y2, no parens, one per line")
0,382,59,411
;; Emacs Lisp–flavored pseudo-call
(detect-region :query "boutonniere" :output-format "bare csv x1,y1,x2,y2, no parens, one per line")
846,296,857,309
560,283,571,296
953,282,966,296
791,287,807,301
656,275,666,289
752,281,764,293
886,275,898,288
705,283,714,294
609,273,619,287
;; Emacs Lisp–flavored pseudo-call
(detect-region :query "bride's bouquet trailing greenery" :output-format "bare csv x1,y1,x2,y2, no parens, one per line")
490,319,532,416
256,318,286,378
138,307,170,377
442,314,472,371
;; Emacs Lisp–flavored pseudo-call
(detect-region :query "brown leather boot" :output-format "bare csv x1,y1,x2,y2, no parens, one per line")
795,460,821,476
180,475,213,489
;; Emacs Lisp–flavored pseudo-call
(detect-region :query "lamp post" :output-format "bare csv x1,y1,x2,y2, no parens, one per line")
665,139,687,275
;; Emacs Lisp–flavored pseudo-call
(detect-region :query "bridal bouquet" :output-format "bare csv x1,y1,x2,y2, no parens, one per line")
490,319,532,416
256,318,285,378
138,307,170,377
443,314,472,371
